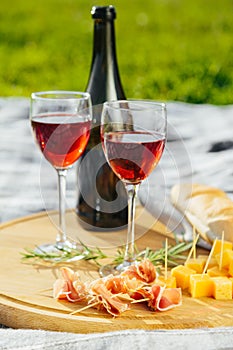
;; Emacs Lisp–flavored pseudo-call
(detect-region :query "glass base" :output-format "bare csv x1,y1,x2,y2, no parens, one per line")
34,240,76,254
99,260,134,277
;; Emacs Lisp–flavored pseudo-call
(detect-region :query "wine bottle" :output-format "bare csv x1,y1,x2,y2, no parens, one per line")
76,5,128,230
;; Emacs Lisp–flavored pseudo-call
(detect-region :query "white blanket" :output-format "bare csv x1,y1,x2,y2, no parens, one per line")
1,327,233,350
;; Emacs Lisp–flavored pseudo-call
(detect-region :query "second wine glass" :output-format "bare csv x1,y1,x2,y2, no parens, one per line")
30,91,92,255
100,100,167,276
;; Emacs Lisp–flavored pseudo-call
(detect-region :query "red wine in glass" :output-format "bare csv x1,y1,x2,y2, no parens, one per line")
30,91,92,257
31,114,91,169
100,100,167,277
104,131,165,185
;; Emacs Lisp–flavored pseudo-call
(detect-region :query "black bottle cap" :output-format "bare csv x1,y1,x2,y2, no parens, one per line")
91,5,116,20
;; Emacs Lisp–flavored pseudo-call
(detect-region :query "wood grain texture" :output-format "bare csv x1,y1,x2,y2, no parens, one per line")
0,208,233,333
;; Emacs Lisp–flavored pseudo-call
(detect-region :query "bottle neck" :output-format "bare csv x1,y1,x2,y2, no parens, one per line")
86,18,125,103
93,19,117,59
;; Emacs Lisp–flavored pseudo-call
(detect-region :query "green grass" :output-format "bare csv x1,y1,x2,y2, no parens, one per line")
0,0,232,104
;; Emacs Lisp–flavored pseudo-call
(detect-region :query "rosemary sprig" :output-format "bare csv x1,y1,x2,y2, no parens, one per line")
21,241,107,266
113,241,193,267
21,239,193,267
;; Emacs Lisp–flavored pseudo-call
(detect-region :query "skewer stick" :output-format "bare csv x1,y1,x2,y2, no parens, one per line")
131,298,150,304
219,231,225,271
202,238,217,275
165,238,168,280
193,226,196,259
69,301,100,315
185,233,200,264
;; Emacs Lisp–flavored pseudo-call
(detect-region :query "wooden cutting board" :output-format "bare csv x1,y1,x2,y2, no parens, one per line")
0,207,233,333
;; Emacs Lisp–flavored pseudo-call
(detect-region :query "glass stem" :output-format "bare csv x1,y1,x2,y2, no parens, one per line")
124,184,139,263
56,169,68,247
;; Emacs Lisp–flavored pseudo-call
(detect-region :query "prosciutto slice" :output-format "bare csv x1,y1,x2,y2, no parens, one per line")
148,284,182,311
104,274,144,296
104,275,129,294
53,267,87,302
122,259,156,283
90,279,130,316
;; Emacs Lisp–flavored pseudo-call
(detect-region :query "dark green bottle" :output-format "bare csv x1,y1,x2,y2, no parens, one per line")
76,5,128,230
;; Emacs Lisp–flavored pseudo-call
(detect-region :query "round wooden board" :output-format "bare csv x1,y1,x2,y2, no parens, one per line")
0,208,233,333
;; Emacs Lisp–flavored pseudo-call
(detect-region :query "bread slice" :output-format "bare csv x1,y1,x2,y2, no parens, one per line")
171,183,233,243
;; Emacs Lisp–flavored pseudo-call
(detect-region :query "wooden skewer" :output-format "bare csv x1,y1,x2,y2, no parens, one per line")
69,301,100,315
131,298,150,304
193,226,196,259
202,238,217,275
219,231,225,271
185,233,200,264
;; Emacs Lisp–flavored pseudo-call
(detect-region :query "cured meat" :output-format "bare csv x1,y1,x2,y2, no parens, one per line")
148,284,182,311
52,259,182,316
104,274,143,296
104,275,129,294
53,267,87,302
122,259,156,283
53,279,69,300
90,279,130,316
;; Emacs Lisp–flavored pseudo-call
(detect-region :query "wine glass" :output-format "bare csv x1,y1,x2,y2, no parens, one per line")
30,91,92,254
100,100,167,276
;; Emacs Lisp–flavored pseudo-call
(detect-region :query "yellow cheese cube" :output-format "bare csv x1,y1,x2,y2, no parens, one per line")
211,277,232,300
215,249,233,269
185,258,206,273
207,266,229,277
229,260,233,277
189,274,213,298
156,275,176,288
198,255,218,269
229,277,233,297
171,265,196,290
212,239,232,256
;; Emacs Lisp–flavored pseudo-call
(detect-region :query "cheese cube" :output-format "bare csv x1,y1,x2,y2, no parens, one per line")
212,240,232,256
211,277,232,300
185,257,206,273
229,260,233,277
198,255,218,269
229,277,233,297
171,265,196,290
215,249,233,269
207,266,229,277
189,274,213,298
156,275,176,288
